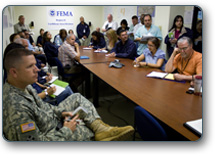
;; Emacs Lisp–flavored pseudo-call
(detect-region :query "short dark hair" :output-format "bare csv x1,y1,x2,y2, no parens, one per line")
147,37,160,49
132,15,138,20
18,15,24,20
4,48,33,72
144,14,152,20
120,19,128,26
119,29,127,36
9,33,18,43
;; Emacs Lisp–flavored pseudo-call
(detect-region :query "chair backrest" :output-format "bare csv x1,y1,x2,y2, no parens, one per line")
43,45,57,67
54,57,64,76
134,106,167,141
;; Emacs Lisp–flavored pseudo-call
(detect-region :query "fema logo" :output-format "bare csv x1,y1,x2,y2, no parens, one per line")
50,10,55,16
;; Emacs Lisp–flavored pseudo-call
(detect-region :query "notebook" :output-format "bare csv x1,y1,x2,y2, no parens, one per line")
146,71,185,83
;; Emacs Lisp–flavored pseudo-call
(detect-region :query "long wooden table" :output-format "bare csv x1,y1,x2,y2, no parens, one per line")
79,47,202,141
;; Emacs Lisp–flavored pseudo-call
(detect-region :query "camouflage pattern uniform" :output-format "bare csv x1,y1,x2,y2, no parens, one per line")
3,82,101,141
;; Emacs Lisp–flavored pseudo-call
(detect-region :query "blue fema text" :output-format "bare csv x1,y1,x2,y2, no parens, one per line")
56,19,66,22
56,11,73,16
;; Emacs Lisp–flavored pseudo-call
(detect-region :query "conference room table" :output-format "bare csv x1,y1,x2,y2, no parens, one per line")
79,46,202,141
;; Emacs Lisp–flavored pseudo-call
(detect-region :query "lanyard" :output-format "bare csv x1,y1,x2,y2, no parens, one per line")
180,51,194,74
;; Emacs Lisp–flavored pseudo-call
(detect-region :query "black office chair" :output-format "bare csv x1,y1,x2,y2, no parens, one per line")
54,57,77,80
43,47,57,73
134,106,168,141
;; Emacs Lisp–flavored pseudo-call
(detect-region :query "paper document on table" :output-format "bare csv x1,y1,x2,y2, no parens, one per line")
50,84,65,96
140,33,154,42
184,118,202,136
146,71,168,79
164,73,175,80
94,50,108,53
83,47,92,50
48,76,58,83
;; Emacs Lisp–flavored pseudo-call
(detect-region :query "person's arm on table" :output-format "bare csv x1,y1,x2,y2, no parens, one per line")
139,58,164,69
165,47,179,73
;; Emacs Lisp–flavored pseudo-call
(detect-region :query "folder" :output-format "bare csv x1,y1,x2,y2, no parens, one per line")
80,56,90,59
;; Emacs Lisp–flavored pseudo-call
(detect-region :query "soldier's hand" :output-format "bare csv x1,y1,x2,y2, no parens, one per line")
62,111,73,118
63,114,79,132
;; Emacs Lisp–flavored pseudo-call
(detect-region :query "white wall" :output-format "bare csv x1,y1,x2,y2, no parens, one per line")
2,6,15,52
103,6,137,27
154,6,171,54
13,6,104,42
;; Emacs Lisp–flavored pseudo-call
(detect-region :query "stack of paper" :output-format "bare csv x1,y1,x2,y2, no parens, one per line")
83,47,92,50
94,50,108,53
140,33,154,42
146,71,168,78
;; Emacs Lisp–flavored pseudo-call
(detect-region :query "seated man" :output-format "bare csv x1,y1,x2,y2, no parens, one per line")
107,30,137,60
3,48,134,141
58,34,81,72
54,29,67,48
165,36,202,81
58,34,84,92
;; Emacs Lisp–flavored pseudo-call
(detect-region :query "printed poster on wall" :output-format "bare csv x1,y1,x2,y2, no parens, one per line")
47,6,74,30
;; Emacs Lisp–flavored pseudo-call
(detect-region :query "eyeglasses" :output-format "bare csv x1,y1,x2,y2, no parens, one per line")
147,44,155,47
178,46,189,51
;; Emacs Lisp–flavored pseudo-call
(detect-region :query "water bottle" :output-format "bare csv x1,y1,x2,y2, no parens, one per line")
194,75,202,96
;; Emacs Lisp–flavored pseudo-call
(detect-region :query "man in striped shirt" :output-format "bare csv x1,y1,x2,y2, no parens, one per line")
58,34,81,74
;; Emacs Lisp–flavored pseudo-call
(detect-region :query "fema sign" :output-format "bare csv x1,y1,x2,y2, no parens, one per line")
47,7,74,30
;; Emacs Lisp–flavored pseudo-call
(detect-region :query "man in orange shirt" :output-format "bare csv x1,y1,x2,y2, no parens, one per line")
165,36,202,81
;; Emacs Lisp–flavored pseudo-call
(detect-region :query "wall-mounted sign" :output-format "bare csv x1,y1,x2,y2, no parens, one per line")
47,6,74,30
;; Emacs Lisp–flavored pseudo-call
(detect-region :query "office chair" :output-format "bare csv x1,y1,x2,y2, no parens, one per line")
134,106,168,141
43,47,57,73
54,57,77,80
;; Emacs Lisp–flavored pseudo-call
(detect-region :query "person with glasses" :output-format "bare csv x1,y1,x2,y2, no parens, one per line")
132,37,166,71
165,37,202,81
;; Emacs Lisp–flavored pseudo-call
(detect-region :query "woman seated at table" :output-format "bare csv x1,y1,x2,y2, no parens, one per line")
89,31,106,50
105,29,118,51
133,37,166,71
42,31,58,66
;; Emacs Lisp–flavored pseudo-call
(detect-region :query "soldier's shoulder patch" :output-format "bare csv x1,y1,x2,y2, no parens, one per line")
20,122,36,133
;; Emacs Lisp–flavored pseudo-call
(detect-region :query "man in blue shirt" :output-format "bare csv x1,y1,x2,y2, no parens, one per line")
135,14,162,56
76,16,90,46
107,30,137,60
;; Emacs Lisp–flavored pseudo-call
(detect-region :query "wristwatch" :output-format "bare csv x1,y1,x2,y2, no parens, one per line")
44,90,48,96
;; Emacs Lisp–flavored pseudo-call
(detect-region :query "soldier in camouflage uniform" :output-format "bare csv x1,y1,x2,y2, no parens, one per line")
3,48,134,141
